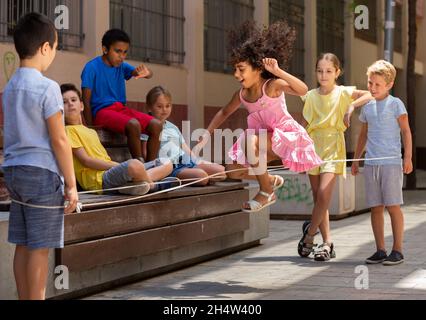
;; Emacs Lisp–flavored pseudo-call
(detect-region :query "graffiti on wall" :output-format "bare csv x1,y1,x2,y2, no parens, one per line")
3,51,17,82
276,177,313,205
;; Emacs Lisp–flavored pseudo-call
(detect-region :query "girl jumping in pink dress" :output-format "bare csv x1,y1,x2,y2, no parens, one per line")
198,21,322,213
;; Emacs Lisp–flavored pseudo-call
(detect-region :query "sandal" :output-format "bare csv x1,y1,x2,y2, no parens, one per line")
242,191,276,213
302,220,320,236
272,175,284,191
314,242,336,261
297,221,316,258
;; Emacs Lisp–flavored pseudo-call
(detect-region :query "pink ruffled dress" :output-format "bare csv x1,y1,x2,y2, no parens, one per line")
228,80,323,172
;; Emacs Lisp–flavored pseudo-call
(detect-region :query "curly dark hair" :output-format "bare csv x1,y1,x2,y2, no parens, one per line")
228,20,296,79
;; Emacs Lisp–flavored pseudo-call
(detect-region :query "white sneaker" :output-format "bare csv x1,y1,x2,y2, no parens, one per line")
118,181,150,196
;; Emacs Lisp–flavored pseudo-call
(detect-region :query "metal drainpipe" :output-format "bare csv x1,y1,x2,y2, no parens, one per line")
384,0,396,63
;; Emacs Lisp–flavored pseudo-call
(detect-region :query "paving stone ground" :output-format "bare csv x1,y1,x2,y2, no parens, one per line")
86,185,426,300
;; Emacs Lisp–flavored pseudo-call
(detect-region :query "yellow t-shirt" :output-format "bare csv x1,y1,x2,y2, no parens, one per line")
301,86,355,175
66,125,112,191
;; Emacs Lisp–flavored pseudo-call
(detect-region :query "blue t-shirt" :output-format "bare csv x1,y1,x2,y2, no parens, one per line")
2,68,64,176
81,56,135,116
359,95,407,166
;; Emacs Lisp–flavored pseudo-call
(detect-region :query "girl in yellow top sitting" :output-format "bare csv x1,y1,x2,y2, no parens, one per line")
298,53,373,261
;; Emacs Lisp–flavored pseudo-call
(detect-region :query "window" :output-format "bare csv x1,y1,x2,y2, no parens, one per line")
354,0,378,43
110,0,185,65
269,0,305,80
317,0,345,82
0,0,84,50
204,0,254,73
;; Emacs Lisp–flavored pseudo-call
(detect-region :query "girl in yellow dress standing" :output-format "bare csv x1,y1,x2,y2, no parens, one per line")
298,53,373,261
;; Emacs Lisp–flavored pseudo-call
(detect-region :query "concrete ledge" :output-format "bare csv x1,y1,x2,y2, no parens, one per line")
269,169,369,220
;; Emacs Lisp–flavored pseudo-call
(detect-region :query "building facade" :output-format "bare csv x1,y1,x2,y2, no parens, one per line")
0,0,425,166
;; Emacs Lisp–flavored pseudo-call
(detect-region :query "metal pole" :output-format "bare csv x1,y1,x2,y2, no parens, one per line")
384,0,396,63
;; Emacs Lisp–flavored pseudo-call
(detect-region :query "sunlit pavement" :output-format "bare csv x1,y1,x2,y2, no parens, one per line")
86,185,426,300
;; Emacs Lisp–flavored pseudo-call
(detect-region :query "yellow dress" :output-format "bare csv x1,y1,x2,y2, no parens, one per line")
66,125,112,191
302,86,355,177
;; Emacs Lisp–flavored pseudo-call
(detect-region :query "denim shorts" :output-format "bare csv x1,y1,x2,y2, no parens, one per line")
3,166,64,249
364,164,404,207
102,158,165,189
171,158,198,177
102,160,132,190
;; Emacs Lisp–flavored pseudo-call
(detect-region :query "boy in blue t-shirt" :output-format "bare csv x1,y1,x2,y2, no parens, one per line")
352,60,413,266
81,29,162,162
2,13,78,299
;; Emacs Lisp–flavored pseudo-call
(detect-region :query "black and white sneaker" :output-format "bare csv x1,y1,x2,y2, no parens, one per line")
365,250,387,264
382,250,404,266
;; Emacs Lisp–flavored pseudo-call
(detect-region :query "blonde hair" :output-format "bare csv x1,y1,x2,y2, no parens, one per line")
367,60,396,84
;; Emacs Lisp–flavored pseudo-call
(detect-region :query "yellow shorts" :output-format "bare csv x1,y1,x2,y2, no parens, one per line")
308,130,346,176
308,161,344,175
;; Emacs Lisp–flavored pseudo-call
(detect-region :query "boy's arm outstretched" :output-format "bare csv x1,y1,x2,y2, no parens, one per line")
398,114,413,174
82,88,93,125
47,112,78,214
343,90,373,127
262,58,308,96
351,123,368,176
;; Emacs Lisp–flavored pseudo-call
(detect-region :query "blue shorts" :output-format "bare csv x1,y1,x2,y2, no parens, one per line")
3,166,64,249
171,158,198,177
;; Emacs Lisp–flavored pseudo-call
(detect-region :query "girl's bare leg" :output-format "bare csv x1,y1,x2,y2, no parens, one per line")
308,173,336,244
242,133,280,208
196,162,227,182
227,132,281,186
177,168,210,186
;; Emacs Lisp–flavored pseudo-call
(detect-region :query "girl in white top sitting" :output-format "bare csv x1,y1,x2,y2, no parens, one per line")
146,86,226,186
